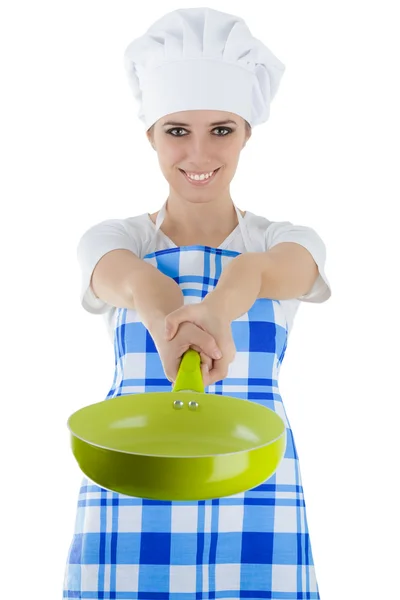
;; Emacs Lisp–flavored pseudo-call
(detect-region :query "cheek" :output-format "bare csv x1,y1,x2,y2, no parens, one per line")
158,158,182,183
216,140,242,161
158,147,182,169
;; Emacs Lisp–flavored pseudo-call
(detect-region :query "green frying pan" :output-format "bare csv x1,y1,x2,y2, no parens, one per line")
67,349,286,501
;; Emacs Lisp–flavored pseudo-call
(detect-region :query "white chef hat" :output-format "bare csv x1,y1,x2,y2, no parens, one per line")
123,7,285,131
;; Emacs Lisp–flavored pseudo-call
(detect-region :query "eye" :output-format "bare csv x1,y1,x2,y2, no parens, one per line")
213,127,232,136
166,127,233,137
167,128,187,136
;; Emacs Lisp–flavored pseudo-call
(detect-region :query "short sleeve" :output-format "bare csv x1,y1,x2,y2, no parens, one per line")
77,219,141,314
265,220,332,303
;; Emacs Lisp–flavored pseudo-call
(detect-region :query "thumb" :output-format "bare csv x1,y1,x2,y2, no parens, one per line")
164,315,179,340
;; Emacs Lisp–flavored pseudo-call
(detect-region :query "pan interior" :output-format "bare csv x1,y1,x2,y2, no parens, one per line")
68,392,285,457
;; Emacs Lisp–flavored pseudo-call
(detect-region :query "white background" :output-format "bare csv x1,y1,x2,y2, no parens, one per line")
1,1,399,598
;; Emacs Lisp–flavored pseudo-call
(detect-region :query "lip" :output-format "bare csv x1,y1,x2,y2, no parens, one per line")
179,168,221,186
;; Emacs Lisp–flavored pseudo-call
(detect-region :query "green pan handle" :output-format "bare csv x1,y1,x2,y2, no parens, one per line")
172,349,205,393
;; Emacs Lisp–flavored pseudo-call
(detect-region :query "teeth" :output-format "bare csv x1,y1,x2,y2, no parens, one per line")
185,170,215,180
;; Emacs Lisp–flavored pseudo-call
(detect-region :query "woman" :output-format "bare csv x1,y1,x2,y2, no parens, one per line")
64,7,331,599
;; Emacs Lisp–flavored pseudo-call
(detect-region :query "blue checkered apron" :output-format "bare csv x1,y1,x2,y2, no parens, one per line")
64,204,320,599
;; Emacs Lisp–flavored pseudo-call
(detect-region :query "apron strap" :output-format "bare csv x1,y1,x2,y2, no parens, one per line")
154,199,255,252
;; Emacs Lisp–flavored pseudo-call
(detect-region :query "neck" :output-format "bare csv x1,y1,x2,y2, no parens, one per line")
162,195,243,237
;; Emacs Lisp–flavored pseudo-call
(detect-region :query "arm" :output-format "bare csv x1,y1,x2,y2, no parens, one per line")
90,249,223,381
90,249,184,330
202,243,319,322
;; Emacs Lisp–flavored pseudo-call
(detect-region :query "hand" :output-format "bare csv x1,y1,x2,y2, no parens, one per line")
149,318,223,385
164,302,236,387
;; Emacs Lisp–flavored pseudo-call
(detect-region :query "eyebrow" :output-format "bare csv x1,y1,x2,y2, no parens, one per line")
162,119,238,127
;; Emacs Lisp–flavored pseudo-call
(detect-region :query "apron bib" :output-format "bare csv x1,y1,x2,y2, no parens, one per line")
63,202,320,599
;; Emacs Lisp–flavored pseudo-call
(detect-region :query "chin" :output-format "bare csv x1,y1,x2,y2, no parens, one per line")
171,192,215,204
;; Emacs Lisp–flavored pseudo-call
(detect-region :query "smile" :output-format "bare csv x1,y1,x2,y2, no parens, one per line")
179,168,221,185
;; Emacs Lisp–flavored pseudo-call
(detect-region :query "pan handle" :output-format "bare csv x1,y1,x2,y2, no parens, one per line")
172,349,205,394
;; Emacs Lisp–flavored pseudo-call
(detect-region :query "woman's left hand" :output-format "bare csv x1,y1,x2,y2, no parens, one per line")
164,302,236,387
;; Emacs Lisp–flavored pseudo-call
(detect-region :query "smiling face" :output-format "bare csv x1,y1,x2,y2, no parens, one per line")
146,110,251,205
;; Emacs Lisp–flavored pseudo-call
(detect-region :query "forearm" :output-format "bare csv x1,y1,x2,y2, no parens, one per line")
128,262,184,331
91,249,184,331
202,247,318,322
202,253,264,322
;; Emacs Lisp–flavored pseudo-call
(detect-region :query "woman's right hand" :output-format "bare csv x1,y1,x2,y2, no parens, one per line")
149,319,222,385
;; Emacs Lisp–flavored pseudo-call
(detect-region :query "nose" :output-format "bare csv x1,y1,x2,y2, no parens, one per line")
184,134,215,166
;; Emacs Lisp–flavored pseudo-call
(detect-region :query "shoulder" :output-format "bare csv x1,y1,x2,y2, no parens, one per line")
245,210,326,252
245,210,331,303
79,212,151,237
77,212,154,258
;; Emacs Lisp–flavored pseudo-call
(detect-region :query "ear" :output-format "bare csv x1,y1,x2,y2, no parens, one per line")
146,131,155,150
243,130,252,149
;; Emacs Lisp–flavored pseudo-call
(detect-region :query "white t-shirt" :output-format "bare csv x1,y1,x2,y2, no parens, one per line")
77,210,332,341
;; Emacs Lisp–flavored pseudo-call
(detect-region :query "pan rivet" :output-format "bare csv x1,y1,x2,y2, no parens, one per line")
188,401,199,410
173,400,184,409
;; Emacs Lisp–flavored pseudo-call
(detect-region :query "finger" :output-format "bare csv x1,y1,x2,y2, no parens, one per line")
163,342,212,384
199,350,213,372
207,356,231,386
192,328,222,360
163,365,177,384
163,354,188,385
164,307,194,341
189,343,204,354
164,317,178,341
166,356,211,387
164,312,186,340
176,322,221,359
189,345,214,370
201,362,210,386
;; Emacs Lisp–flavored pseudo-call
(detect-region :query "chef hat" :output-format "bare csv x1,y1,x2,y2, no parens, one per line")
123,7,285,130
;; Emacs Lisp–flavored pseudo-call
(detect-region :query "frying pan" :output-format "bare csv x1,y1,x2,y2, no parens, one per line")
67,349,286,500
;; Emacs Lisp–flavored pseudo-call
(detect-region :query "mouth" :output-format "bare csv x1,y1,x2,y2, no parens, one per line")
179,167,221,186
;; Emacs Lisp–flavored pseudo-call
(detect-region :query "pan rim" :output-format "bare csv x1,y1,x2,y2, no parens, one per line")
68,427,286,459
68,392,286,458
